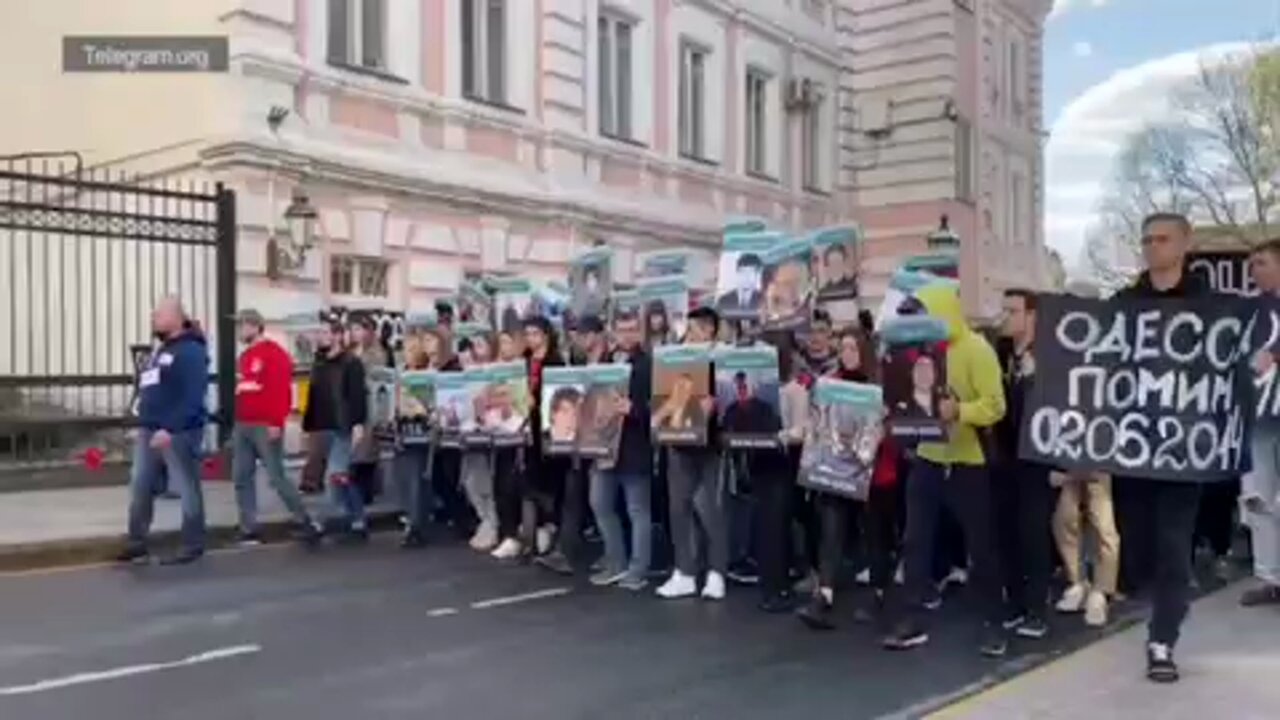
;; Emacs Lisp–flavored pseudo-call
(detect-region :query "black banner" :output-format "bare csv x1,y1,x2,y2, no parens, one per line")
1018,293,1279,482
1188,252,1255,297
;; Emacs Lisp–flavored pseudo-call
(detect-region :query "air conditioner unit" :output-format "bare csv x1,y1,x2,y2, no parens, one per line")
861,96,891,137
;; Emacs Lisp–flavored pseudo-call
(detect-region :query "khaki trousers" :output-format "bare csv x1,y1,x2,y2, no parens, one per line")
1053,475,1121,595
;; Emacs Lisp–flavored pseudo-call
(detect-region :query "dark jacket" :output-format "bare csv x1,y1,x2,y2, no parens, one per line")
995,337,1032,462
303,350,367,432
526,349,566,458
137,330,209,432
614,346,653,476
1115,263,1212,300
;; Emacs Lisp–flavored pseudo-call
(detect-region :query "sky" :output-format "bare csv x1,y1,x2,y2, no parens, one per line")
1043,0,1278,270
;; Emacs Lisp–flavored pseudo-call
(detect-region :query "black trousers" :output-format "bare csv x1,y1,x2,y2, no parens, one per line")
816,486,899,592
899,459,1003,628
1116,477,1201,647
1195,477,1240,558
993,460,1055,619
755,449,797,598
430,448,466,529
556,460,591,568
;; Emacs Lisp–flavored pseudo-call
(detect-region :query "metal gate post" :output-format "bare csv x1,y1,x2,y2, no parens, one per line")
215,184,238,446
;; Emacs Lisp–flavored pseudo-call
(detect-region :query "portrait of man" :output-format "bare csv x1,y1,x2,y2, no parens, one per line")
718,253,764,315
547,385,583,443
818,241,859,300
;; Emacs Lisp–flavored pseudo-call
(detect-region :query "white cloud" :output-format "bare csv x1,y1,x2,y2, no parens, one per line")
1045,42,1255,271
1072,41,1094,58
1051,0,1111,20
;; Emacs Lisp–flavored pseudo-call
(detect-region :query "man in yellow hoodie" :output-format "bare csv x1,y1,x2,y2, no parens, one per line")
883,281,1009,657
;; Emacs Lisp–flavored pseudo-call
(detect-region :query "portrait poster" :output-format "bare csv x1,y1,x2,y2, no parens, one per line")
716,231,785,321
569,247,613,320
532,281,571,330
901,251,959,280
875,269,958,329
366,366,399,443
612,288,642,323
722,216,769,235
488,277,534,334
714,344,782,449
762,236,815,332
432,369,485,448
640,275,691,344
638,250,691,279
799,378,885,501
880,316,950,444
811,225,862,326
541,364,631,462
651,343,714,446
1018,294,1266,482
397,370,435,445
477,361,531,447
458,280,495,329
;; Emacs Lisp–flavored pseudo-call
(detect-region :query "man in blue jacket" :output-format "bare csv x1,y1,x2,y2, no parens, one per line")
117,297,210,565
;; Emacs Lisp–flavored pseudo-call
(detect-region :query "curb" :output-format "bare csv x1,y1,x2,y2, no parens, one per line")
0,509,404,573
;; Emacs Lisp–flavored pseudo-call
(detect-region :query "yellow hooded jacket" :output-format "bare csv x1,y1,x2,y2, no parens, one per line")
914,283,1006,466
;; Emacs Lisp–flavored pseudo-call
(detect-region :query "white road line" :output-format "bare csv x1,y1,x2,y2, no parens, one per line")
0,644,261,696
469,587,570,610
426,607,459,618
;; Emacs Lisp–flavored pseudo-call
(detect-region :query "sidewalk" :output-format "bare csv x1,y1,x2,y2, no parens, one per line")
930,584,1280,719
0,476,400,570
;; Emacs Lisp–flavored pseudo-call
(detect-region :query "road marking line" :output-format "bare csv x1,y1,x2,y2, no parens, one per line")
470,587,570,610
427,607,459,618
0,644,261,696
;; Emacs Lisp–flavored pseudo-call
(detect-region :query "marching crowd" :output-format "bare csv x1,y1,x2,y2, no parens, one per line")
120,212,1280,686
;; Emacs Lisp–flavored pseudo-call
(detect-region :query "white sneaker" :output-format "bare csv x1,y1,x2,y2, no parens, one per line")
469,522,498,552
1084,590,1109,626
656,571,698,599
1056,583,1088,613
490,538,523,559
701,571,726,601
535,524,556,556
855,568,871,586
894,561,905,586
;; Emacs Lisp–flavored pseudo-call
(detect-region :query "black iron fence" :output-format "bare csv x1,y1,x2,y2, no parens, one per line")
0,159,236,485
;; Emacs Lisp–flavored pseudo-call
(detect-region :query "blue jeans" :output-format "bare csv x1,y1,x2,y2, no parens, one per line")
394,445,434,531
315,431,364,529
127,428,206,552
231,424,311,533
590,468,652,579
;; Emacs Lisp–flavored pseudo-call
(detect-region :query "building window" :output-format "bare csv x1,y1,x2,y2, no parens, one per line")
955,118,974,202
462,0,506,104
598,14,635,140
1010,170,1025,243
801,92,824,190
327,0,386,71
1008,38,1025,126
331,255,390,298
745,69,769,177
678,41,708,160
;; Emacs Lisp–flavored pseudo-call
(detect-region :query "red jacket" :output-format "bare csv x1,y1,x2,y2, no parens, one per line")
235,339,294,428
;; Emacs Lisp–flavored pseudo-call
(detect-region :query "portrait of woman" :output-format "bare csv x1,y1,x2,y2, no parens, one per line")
646,300,670,345
891,351,940,419
763,256,812,325
653,373,706,430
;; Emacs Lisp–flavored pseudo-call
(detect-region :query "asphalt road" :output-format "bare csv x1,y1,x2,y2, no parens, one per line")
0,537,1132,720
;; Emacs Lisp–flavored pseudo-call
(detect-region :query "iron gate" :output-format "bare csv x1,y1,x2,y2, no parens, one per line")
0,158,237,486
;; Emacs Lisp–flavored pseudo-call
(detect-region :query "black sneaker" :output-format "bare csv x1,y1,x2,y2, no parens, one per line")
296,522,324,548
758,592,795,614
980,627,1009,657
535,552,575,576
1016,615,1050,640
400,528,428,549
115,545,150,565
727,559,760,586
159,549,204,566
339,525,370,544
797,594,836,631
853,592,885,624
1146,643,1179,683
235,530,263,547
883,621,929,651
1002,612,1027,631
921,593,943,611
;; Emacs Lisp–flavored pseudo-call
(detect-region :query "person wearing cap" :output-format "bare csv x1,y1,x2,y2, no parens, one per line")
231,309,323,545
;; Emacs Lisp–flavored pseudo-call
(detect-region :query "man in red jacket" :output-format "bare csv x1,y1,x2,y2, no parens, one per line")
232,309,322,545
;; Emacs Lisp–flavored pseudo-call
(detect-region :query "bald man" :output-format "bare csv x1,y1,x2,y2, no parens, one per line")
117,297,210,565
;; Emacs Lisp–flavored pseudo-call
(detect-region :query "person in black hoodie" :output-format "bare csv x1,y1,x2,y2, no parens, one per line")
117,297,210,565
303,321,370,540
993,288,1055,641
586,310,654,590
1113,212,1211,683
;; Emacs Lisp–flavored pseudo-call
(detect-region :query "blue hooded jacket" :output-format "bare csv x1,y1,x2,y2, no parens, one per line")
137,330,209,432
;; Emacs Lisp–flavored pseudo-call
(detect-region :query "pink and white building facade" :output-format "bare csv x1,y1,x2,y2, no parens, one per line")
23,0,1051,321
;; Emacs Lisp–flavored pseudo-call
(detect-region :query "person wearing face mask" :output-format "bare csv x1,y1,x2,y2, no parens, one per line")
797,329,902,629
302,321,369,540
